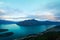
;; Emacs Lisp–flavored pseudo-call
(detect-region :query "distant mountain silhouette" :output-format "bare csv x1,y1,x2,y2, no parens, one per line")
0,20,16,24
17,19,40,26
17,19,60,26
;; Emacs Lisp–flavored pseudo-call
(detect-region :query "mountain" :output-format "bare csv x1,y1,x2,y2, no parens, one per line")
0,20,17,24
17,19,40,26
17,19,60,26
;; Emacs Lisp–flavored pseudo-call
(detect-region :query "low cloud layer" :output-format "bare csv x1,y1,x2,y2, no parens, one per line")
0,0,60,21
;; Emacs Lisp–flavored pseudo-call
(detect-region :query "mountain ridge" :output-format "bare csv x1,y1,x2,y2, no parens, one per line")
17,19,60,26
0,20,17,24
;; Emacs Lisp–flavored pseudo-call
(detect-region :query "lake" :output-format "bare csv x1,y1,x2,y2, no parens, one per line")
0,24,55,40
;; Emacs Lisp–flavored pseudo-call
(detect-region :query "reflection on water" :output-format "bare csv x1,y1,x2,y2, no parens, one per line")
0,24,55,39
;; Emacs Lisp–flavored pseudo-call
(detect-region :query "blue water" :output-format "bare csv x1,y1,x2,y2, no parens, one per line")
0,24,55,40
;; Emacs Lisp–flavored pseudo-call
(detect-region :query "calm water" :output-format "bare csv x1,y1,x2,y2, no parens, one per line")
0,24,55,40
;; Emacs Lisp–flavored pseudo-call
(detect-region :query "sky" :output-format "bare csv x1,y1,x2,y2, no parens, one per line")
0,0,60,21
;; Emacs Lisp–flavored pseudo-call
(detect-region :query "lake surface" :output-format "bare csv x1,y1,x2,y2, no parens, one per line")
0,24,55,40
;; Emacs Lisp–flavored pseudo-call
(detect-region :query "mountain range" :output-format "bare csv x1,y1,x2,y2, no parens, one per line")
0,20,17,24
0,19,60,26
17,19,60,26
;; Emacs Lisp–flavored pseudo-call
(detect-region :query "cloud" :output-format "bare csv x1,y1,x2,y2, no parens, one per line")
0,0,60,21
45,0,60,16
0,9,6,13
28,0,60,21
0,9,28,21
0,2,4,5
27,11,58,21
0,9,7,16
